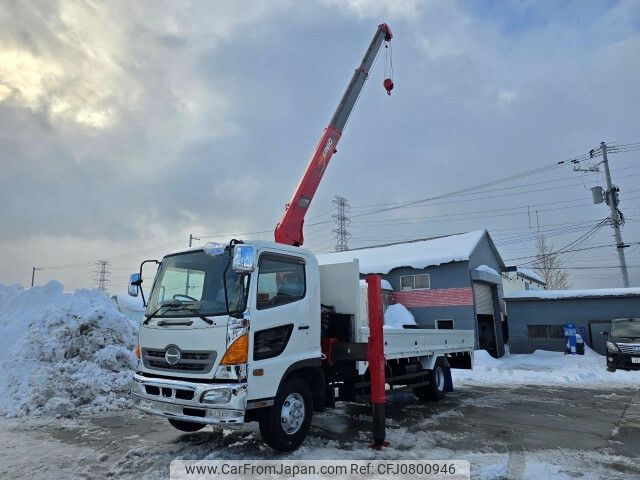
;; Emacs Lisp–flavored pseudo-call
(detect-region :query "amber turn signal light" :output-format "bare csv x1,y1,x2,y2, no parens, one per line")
220,334,248,365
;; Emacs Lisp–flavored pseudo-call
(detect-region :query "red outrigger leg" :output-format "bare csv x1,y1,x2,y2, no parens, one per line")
366,274,389,448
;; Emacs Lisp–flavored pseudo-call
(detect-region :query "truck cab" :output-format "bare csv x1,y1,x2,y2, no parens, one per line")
603,318,640,372
131,240,323,450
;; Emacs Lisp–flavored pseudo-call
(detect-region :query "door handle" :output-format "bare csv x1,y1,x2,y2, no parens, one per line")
298,325,310,330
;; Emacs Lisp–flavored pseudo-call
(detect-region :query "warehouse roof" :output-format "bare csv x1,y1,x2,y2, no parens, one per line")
516,267,546,285
505,287,640,301
317,230,501,274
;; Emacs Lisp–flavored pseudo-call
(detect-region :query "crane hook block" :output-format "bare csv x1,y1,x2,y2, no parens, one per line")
383,78,394,95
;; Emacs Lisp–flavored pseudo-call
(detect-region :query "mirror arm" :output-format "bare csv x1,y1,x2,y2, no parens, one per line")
138,259,159,307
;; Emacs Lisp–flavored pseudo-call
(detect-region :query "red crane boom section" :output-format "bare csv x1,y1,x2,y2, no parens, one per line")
274,23,393,246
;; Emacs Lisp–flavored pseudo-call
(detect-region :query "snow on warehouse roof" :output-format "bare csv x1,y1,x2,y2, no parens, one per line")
516,267,545,284
317,230,487,274
505,287,640,300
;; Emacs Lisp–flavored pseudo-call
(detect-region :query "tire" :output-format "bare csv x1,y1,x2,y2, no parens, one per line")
168,419,206,432
414,357,447,402
259,377,313,452
607,367,616,373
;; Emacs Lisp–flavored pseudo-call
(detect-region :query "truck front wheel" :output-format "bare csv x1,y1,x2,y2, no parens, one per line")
168,419,206,432
259,377,313,451
414,357,447,402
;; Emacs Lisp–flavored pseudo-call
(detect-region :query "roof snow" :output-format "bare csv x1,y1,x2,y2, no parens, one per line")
516,267,545,284
505,287,640,300
317,231,487,275
475,264,500,276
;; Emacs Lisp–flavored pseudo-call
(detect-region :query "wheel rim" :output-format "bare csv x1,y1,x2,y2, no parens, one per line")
434,366,445,391
281,393,305,435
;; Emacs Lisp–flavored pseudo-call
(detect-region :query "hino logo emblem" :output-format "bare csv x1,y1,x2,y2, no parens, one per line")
634,345,640,352
164,346,181,365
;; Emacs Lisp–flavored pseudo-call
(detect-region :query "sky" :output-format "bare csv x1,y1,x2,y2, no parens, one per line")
1,0,639,292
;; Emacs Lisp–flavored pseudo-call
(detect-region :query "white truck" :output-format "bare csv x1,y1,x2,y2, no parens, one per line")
129,241,473,451
128,24,474,451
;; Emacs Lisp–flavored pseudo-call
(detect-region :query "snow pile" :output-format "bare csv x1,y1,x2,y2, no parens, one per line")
383,303,417,329
453,347,639,388
113,292,146,325
0,281,138,417
318,230,486,274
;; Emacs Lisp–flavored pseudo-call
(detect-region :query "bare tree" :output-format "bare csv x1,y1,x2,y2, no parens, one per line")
533,235,570,290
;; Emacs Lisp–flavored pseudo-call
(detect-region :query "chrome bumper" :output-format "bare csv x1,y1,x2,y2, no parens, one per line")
131,373,247,425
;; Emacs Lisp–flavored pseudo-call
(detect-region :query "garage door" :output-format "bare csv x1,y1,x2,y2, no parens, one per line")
473,282,494,315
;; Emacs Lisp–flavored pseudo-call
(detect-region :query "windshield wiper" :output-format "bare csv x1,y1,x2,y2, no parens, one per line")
181,303,214,325
142,300,183,325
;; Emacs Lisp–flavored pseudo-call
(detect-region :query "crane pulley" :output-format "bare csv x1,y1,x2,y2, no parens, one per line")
274,23,394,246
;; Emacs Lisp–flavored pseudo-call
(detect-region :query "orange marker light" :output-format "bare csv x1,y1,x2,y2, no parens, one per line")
220,334,248,365
133,345,141,359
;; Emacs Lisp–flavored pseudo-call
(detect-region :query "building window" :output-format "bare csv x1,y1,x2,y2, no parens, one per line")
527,324,565,340
400,274,430,291
436,319,454,329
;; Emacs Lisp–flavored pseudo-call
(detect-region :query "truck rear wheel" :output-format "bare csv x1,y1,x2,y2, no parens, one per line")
414,357,447,402
168,419,206,432
259,377,313,452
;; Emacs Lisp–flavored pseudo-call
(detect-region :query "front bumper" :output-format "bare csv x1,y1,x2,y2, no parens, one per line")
607,352,640,371
131,373,247,424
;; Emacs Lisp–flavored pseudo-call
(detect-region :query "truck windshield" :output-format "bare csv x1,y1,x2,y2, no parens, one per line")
610,319,640,339
146,249,248,318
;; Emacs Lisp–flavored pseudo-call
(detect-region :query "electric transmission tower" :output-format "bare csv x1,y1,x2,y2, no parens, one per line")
332,195,351,252
95,260,111,292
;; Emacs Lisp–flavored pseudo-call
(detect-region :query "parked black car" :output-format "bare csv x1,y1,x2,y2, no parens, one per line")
602,318,640,372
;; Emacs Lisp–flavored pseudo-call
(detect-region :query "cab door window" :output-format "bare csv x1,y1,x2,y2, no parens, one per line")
256,254,306,310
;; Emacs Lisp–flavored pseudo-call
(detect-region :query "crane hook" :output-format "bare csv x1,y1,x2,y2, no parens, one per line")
383,78,394,95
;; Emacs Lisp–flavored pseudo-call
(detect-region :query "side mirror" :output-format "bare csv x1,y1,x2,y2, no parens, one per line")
232,245,257,273
128,273,141,297
600,330,609,336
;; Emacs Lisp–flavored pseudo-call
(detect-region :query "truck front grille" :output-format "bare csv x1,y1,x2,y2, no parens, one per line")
142,348,217,373
617,343,640,354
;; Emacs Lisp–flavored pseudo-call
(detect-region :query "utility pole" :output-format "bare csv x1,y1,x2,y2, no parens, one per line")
188,234,200,248
600,142,630,287
332,195,351,252
574,142,630,287
31,266,42,287
95,260,111,292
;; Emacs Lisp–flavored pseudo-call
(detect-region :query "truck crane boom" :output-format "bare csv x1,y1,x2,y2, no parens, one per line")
274,23,393,246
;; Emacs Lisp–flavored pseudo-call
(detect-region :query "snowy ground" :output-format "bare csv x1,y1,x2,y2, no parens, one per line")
0,385,638,480
454,348,639,389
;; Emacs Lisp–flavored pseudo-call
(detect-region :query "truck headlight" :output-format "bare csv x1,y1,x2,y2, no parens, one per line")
201,389,232,405
606,341,619,352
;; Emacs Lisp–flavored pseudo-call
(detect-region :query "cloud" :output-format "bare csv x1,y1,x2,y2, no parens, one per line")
0,1,639,290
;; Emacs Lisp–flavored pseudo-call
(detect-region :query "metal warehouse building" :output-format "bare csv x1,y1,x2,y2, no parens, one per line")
505,288,640,355
318,230,507,357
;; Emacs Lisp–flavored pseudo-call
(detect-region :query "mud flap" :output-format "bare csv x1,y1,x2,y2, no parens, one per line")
444,366,453,393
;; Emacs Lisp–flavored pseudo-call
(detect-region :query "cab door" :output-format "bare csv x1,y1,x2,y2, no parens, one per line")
248,251,311,400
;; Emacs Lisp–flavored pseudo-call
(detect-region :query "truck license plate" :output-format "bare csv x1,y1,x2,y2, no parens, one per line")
632,357,640,364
